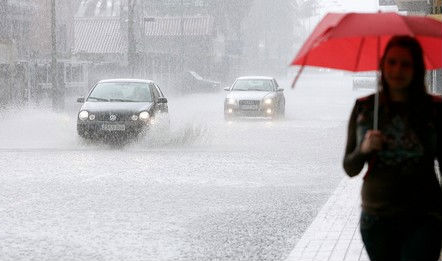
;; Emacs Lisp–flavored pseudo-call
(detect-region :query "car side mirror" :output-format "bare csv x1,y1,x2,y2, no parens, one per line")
277,88,284,92
223,87,230,91
157,97,168,103
77,97,85,103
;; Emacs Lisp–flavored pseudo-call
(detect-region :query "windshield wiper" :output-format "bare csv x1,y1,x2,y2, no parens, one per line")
109,98,134,102
88,96,109,102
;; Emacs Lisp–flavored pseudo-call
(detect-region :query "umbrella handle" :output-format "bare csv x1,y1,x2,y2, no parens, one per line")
373,36,380,131
374,86,379,130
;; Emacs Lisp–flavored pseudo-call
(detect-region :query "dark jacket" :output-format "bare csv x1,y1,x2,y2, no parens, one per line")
343,93,442,217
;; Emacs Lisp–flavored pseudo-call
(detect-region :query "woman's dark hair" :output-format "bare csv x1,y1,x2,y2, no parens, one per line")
379,35,427,101
379,36,432,141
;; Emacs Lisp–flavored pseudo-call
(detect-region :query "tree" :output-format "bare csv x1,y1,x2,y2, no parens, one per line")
127,0,136,76
51,0,63,110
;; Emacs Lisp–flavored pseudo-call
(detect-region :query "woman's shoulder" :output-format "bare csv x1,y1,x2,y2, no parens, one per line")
356,93,376,105
351,94,376,115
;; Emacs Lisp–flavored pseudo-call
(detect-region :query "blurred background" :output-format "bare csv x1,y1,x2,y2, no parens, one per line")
0,0,440,110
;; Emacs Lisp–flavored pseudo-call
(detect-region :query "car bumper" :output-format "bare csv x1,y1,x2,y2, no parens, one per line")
224,104,276,118
77,120,150,138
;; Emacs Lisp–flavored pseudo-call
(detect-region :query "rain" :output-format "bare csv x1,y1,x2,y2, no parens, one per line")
0,0,441,260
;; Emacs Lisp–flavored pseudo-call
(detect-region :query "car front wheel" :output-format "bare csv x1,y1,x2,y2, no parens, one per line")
278,102,285,118
224,113,234,121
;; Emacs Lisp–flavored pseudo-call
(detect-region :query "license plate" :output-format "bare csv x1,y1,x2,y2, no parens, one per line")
240,105,258,110
101,124,125,131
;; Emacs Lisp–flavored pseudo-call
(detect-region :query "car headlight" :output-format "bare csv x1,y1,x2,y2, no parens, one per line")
139,111,150,121
88,114,95,120
131,115,139,121
264,98,272,105
226,98,236,105
78,110,89,121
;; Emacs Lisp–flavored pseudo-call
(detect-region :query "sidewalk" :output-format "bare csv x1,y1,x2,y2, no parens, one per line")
286,176,442,261
285,176,368,261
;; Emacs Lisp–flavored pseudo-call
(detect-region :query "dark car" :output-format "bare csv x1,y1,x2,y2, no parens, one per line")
224,76,285,120
76,79,168,140
182,71,220,93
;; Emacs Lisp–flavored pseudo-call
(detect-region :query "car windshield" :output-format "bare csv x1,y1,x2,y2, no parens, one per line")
232,79,274,91
87,82,153,102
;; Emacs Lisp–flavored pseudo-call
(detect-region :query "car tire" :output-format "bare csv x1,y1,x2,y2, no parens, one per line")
278,102,285,119
77,126,88,139
157,112,170,128
279,108,285,119
224,114,233,121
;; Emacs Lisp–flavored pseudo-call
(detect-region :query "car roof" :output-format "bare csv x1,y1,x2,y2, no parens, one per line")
98,79,155,84
236,76,275,80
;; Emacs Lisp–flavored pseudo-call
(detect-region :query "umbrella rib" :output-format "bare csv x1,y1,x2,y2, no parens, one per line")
354,37,365,71
291,32,330,88
398,14,416,37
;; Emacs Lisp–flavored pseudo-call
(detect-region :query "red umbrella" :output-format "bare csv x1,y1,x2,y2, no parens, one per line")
291,12,442,71
290,12,442,129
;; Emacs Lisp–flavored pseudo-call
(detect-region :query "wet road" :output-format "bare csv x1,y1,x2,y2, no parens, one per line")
0,73,371,260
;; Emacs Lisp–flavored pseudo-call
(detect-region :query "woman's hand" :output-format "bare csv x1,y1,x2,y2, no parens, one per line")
360,130,383,154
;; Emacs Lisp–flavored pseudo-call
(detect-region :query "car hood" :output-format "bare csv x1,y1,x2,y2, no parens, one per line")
226,91,273,100
80,102,153,113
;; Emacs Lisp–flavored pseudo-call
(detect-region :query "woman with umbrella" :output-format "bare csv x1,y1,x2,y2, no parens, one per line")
343,35,442,260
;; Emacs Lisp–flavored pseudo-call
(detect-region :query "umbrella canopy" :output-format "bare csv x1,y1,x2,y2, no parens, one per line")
291,12,442,72
290,12,442,130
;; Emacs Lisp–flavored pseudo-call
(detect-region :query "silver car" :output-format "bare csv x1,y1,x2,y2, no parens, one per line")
224,76,285,120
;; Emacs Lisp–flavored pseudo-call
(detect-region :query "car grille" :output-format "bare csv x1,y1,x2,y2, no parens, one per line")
94,112,133,122
239,100,260,106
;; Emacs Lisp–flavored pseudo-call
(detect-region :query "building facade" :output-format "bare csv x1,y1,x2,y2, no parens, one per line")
0,0,91,107
72,0,253,94
0,0,37,106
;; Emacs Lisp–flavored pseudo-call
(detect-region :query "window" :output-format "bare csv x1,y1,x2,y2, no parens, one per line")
151,83,161,100
155,84,165,97
65,64,84,83
71,66,83,82
88,82,153,102
65,65,72,83
232,79,274,91
273,80,279,89
36,65,49,84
